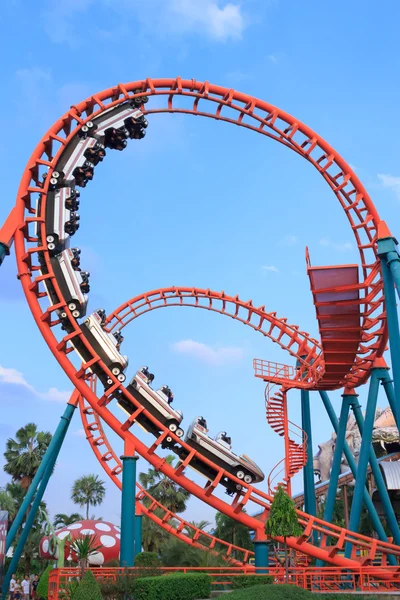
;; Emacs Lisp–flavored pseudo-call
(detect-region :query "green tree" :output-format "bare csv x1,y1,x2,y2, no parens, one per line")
160,538,226,567
71,534,102,577
36,564,53,600
142,510,170,553
74,570,102,600
184,520,210,539
139,455,190,513
71,475,105,520
265,485,302,582
53,513,84,528
4,423,52,489
214,512,252,558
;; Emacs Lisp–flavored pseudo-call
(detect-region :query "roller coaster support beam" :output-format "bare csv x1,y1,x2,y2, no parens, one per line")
2,405,74,600
345,370,381,559
318,390,390,548
378,223,400,421
381,372,400,432
120,444,138,567
254,534,269,574
301,389,316,519
6,402,77,552
0,206,19,267
351,396,400,545
135,506,143,556
316,391,354,567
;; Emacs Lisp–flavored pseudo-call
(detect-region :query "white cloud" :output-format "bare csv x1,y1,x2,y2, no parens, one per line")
0,364,71,404
267,54,278,64
319,238,353,252
377,173,400,200
171,0,244,40
42,0,246,45
261,265,279,273
277,235,297,247
172,340,244,366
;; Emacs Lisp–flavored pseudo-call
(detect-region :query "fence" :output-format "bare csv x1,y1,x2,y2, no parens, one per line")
48,565,400,598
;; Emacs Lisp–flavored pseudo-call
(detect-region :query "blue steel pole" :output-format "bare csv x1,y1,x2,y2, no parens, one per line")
381,372,400,432
2,430,65,600
254,540,269,574
301,389,317,519
319,390,391,547
135,511,143,557
351,398,400,545
120,455,137,567
0,242,8,267
380,259,400,420
345,371,380,558
6,403,77,552
377,232,400,298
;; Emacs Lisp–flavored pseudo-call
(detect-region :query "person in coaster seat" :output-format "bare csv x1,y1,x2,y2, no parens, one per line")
198,417,207,429
141,366,155,384
161,385,174,405
216,431,232,448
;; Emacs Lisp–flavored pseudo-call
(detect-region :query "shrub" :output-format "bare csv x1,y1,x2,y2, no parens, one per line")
228,583,313,599
231,574,273,589
59,578,79,600
73,570,102,600
36,565,54,600
135,551,162,578
134,572,211,600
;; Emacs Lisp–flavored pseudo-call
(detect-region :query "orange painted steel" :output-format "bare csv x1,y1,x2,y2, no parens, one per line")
78,388,254,566
48,565,400,598
9,78,393,567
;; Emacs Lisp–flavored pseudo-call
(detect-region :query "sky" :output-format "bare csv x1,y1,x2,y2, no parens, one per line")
0,0,400,531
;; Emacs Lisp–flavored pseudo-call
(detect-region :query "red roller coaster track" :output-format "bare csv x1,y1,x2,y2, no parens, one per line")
9,78,394,567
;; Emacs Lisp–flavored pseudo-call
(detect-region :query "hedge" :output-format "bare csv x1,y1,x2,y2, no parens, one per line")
135,551,162,578
228,583,313,599
36,565,54,600
231,575,273,589
73,570,102,600
134,573,211,600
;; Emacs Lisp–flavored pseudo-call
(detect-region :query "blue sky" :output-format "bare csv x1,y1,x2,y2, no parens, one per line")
1,0,400,529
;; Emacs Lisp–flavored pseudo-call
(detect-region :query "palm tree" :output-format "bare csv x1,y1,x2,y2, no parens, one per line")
70,534,101,576
184,520,211,539
139,455,190,513
214,512,252,558
71,475,106,519
4,423,52,489
53,513,84,529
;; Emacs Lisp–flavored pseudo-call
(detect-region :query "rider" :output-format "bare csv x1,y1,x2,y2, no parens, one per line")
142,366,155,384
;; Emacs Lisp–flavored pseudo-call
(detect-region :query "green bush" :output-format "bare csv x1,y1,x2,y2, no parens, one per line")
231,574,273,588
228,583,313,599
134,572,211,600
135,551,161,567
73,570,102,600
36,565,54,600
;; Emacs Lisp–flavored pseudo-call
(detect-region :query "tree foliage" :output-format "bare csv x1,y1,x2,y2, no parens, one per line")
265,486,302,540
36,565,53,600
74,570,102,600
53,513,84,528
160,538,225,567
139,455,190,513
214,512,252,553
71,474,105,520
4,423,52,489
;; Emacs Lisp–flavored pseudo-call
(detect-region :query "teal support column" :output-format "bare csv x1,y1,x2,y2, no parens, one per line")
345,371,380,559
135,511,143,557
6,402,76,552
381,373,400,432
301,389,316,519
120,455,137,567
380,260,400,418
319,390,392,551
377,231,400,297
2,437,62,600
254,540,269,574
0,242,9,266
351,399,400,545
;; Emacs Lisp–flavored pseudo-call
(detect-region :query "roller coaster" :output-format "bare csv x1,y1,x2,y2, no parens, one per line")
1,77,400,595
